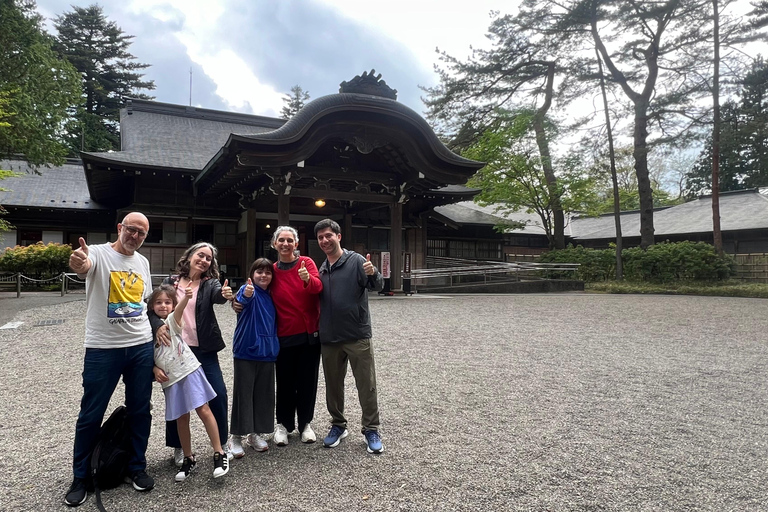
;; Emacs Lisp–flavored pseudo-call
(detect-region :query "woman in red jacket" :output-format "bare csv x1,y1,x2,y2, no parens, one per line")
269,226,323,445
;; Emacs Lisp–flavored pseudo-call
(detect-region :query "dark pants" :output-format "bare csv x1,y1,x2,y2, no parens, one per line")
166,348,228,447
275,342,321,432
321,338,380,433
72,342,154,479
230,359,275,435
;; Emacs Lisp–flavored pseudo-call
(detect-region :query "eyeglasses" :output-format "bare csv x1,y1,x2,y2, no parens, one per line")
122,225,148,238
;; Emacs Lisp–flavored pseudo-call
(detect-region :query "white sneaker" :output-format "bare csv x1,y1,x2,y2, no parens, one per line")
301,423,317,444
173,447,184,468
227,436,245,459
248,433,269,452
274,424,289,446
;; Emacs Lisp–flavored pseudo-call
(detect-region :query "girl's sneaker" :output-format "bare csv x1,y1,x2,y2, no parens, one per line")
175,455,196,482
248,433,269,452
227,436,245,459
213,451,229,478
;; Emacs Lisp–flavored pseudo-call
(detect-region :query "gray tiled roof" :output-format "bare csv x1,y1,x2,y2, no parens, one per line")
0,159,106,210
435,201,549,235
84,100,284,171
437,189,768,240
572,189,768,240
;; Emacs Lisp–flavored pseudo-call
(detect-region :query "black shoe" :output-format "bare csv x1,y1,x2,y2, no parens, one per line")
127,470,155,491
213,451,229,478
175,455,197,482
64,477,87,507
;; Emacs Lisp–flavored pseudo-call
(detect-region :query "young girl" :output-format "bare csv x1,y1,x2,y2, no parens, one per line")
149,284,229,482
228,258,280,456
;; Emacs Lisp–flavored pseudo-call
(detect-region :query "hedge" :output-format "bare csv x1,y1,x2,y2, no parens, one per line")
538,241,734,283
0,242,73,279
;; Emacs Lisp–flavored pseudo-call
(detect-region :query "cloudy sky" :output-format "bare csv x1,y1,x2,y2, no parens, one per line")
34,0,513,118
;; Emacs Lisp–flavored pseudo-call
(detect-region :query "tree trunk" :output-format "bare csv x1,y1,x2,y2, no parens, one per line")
633,101,655,249
532,62,565,249
712,0,723,254
596,49,623,279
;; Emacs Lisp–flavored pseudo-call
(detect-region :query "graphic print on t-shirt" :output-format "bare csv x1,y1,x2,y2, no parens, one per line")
107,270,145,318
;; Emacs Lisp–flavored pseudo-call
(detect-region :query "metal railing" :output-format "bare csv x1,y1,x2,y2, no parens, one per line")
0,272,173,298
405,256,579,292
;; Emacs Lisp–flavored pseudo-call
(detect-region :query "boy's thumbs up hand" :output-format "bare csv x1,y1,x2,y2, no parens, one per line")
298,259,310,283
363,253,375,276
245,278,254,298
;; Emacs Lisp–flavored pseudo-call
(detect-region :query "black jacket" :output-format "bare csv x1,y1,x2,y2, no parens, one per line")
149,275,229,353
317,249,383,344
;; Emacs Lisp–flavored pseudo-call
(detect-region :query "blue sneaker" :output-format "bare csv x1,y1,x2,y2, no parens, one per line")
323,425,348,448
364,429,383,454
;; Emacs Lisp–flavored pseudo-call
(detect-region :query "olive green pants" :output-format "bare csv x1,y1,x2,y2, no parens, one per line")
321,338,381,433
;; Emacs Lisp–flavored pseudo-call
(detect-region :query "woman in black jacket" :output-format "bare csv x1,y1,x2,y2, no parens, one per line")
152,242,233,466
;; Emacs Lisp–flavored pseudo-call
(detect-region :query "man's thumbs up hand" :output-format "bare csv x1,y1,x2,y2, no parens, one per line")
298,259,310,283
244,278,254,298
363,253,375,276
69,237,91,274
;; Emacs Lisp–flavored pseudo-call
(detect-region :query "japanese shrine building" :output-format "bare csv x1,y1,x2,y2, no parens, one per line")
2,73,491,290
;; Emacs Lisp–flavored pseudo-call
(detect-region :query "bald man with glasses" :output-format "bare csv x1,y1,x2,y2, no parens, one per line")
64,212,156,507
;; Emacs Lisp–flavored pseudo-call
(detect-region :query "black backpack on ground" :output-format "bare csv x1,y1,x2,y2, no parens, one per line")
90,405,133,512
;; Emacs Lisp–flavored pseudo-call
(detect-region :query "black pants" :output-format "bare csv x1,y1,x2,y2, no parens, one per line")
275,341,321,432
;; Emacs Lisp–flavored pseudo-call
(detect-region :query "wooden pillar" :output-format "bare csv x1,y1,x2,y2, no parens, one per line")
246,208,257,268
344,213,353,248
278,192,290,227
390,202,402,291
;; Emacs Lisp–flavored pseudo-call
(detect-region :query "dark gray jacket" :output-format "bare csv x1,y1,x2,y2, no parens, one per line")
317,249,383,344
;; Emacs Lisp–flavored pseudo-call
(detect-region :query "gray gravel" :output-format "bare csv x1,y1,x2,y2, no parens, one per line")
0,292,766,511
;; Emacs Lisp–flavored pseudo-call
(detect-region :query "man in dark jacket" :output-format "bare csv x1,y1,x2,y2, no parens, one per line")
314,218,384,454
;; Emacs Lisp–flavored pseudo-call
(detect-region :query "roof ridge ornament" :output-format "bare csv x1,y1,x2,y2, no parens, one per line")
339,69,397,100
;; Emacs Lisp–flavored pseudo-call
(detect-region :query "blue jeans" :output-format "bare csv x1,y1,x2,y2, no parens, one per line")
72,342,154,479
166,348,228,447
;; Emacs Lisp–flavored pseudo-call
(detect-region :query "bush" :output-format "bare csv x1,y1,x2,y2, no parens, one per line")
0,242,73,279
540,241,734,283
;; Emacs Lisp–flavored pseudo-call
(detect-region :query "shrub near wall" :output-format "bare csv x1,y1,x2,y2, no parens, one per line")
0,242,73,279
540,241,734,283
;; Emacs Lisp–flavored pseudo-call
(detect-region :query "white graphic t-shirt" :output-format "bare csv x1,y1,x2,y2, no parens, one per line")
154,315,201,389
83,243,152,348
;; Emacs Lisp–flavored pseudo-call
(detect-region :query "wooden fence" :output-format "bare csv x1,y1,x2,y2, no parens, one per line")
733,253,768,283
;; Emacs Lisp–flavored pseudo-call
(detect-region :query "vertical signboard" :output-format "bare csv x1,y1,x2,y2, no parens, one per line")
381,251,391,279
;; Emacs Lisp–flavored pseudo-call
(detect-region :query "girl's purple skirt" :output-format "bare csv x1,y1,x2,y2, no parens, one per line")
163,367,217,421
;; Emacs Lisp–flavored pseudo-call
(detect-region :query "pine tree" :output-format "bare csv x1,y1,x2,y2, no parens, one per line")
0,0,81,166
54,4,155,153
280,85,309,120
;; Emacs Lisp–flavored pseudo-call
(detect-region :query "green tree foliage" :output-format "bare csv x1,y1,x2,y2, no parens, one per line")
423,16,569,247
0,241,73,278
280,85,310,120
0,0,81,166
464,111,598,249
54,4,155,153
590,145,685,212
687,59,768,196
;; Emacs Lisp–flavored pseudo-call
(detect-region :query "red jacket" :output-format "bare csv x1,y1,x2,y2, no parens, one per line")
270,256,322,337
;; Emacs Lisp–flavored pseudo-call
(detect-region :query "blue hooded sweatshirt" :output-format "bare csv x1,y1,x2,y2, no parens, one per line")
232,284,280,361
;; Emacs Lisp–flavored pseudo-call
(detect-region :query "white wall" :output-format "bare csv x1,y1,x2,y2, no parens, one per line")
0,229,16,250
42,231,63,244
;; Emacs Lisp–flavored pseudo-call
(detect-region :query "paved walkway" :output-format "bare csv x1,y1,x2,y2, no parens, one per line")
0,293,765,511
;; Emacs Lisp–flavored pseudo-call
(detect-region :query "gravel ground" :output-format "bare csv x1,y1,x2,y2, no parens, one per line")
0,293,766,511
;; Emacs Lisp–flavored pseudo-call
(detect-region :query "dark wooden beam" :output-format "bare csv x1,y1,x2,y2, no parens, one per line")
290,188,395,204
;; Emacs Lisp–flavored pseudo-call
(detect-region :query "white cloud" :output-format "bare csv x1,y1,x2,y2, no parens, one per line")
127,0,284,114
